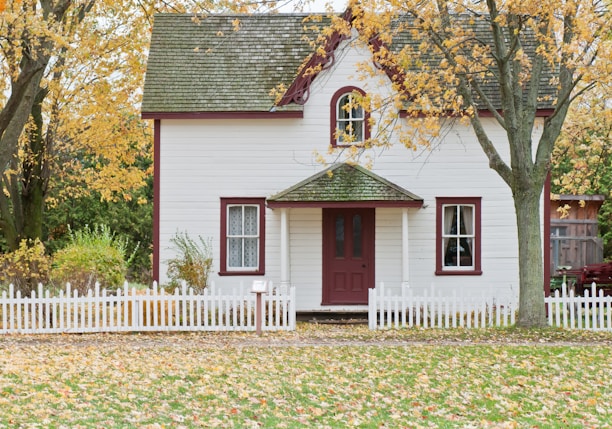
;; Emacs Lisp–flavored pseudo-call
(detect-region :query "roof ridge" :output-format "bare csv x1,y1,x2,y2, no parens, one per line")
153,12,329,17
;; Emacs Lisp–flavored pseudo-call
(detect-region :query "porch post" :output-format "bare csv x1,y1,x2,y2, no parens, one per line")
280,208,291,289
402,208,410,288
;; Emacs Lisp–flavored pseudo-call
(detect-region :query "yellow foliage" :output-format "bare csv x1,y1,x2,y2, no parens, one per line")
0,239,51,295
315,0,611,178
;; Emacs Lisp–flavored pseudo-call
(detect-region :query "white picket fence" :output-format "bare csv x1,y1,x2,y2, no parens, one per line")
369,283,518,330
369,282,612,331
545,282,612,331
0,282,296,334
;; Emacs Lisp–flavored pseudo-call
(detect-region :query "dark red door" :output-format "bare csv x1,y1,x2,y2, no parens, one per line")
322,208,375,304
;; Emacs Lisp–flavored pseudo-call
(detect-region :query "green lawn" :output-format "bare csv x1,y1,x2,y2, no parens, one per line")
0,325,611,428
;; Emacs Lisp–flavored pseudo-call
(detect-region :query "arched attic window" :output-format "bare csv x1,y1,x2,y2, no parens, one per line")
330,86,370,147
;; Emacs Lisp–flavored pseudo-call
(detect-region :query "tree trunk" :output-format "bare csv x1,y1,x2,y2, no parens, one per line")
514,186,548,328
21,89,48,243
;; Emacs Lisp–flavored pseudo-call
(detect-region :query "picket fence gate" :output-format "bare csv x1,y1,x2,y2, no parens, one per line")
369,283,517,330
0,282,296,334
545,282,612,331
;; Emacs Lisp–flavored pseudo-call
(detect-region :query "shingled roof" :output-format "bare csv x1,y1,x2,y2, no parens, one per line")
142,12,557,115
142,14,318,114
267,163,424,207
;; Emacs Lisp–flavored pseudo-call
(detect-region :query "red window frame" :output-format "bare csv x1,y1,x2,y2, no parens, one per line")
219,197,266,276
435,197,482,276
330,86,370,148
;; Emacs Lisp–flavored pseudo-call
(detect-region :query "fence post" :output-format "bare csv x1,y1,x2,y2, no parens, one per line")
251,281,268,336
289,286,296,330
368,286,376,329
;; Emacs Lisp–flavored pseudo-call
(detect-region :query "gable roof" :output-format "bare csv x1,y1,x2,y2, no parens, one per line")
142,14,319,115
142,12,557,116
267,163,424,208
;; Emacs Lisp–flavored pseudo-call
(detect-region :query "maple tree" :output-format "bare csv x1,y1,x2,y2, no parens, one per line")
0,0,292,256
0,0,156,252
322,0,611,327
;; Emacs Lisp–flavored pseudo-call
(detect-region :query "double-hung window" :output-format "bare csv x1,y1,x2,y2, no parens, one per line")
436,197,482,275
220,198,265,275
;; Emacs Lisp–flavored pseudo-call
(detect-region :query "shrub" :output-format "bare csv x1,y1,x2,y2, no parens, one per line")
166,232,212,293
0,239,51,295
51,225,137,294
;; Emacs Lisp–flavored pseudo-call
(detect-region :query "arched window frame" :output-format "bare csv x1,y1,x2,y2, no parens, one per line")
330,86,370,147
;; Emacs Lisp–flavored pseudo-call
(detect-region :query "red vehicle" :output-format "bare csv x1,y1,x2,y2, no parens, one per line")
565,262,612,296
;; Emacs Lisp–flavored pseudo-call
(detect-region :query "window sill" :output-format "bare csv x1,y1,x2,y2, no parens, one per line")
435,269,483,276
218,270,265,276
332,142,364,148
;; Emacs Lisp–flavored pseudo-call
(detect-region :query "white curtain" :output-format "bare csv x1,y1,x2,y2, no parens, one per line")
444,205,455,235
462,205,474,256
443,206,456,263
228,205,258,268
244,206,258,267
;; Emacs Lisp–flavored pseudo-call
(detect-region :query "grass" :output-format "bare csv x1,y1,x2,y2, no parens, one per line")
0,324,611,428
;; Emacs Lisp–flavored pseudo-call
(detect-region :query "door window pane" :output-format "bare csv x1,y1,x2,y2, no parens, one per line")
353,214,362,258
335,216,344,258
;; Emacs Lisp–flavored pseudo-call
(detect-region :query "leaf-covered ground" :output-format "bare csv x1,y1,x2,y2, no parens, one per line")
1,324,611,428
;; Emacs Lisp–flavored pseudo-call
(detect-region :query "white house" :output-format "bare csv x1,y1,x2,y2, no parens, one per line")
141,11,552,312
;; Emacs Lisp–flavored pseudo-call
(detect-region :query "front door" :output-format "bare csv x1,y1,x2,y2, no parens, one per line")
322,208,375,304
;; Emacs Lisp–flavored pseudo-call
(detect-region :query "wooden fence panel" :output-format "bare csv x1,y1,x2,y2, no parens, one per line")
370,282,611,331
545,282,612,331
0,282,296,334
369,283,518,330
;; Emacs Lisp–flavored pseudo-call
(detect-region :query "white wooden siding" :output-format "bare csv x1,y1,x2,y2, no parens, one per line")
157,37,537,310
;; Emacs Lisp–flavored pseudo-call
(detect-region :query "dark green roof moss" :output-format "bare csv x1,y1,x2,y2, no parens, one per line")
268,163,423,204
142,13,557,114
142,14,318,113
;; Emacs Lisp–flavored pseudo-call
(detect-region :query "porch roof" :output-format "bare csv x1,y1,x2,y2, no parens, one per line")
267,163,424,208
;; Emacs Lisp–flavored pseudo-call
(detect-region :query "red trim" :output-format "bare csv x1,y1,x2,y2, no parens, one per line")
142,111,303,120
544,172,551,296
219,198,266,276
276,8,413,108
479,109,555,118
267,201,423,209
435,197,483,276
153,120,161,283
277,9,353,106
142,106,554,121
369,37,409,96
330,86,371,148
400,108,555,119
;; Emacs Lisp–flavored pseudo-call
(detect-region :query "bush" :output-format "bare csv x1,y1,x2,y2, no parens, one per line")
51,225,137,294
166,232,212,293
0,239,51,295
